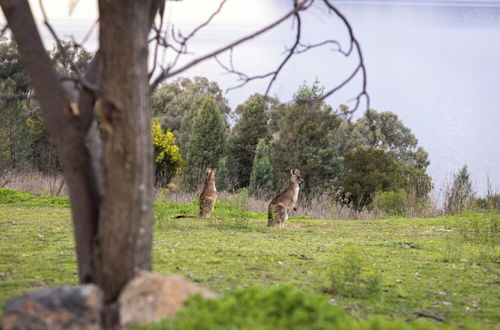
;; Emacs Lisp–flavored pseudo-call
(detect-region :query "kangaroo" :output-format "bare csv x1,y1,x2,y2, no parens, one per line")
175,168,217,219
268,168,304,227
199,167,217,218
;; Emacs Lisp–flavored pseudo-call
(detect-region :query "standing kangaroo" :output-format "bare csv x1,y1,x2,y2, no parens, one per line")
175,168,217,219
199,167,217,218
268,168,304,227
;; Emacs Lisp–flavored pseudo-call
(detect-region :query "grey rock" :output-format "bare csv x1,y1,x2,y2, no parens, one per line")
2,285,103,330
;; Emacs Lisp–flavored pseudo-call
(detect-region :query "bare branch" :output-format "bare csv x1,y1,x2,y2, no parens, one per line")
152,0,228,85
316,0,369,112
38,0,98,92
150,0,312,92
220,1,305,96
148,14,164,79
295,40,347,55
263,1,302,96
181,0,227,43
80,18,99,47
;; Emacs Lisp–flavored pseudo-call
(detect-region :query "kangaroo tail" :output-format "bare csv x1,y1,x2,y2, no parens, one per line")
173,215,197,219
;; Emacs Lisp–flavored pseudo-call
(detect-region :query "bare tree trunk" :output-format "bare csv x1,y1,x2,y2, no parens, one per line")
0,0,99,284
95,0,154,303
1,0,155,319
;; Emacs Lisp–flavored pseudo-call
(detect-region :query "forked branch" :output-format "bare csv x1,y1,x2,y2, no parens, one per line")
150,0,368,113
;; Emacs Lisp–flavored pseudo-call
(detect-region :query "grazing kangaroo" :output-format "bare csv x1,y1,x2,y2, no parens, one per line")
268,168,304,227
175,168,217,219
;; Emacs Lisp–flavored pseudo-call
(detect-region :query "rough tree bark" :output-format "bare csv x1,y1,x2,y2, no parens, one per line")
0,0,100,285
0,0,155,325
95,0,154,303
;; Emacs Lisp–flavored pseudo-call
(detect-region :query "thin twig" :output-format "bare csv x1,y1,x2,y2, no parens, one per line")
80,18,99,47
38,0,98,92
314,0,369,111
295,40,347,55
150,0,311,92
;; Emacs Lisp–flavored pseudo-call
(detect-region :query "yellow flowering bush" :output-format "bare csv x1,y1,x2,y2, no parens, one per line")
152,121,184,186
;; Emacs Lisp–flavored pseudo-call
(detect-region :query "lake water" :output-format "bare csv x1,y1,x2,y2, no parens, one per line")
12,0,500,196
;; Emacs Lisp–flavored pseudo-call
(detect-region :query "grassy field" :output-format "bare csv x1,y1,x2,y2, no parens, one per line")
0,189,498,329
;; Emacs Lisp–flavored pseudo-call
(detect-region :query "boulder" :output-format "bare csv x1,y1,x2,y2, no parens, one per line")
119,272,216,326
2,284,103,330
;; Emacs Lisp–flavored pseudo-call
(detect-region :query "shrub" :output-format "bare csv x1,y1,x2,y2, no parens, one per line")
325,246,382,298
146,285,465,330
152,121,184,187
343,147,405,208
372,189,408,216
446,165,474,214
474,194,500,212
453,212,500,245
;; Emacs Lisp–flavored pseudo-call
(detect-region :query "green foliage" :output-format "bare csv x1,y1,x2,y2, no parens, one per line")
269,81,344,195
0,78,32,171
474,194,500,212
184,96,228,190
343,147,406,207
225,188,250,228
151,77,230,149
0,37,91,174
356,110,430,169
446,165,474,214
325,246,382,299
227,94,274,188
49,40,92,78
372,190,408,216
215,156,231,191
249,139,275,198
453,212,499,245
401,164,433,199
148,285,352,330
0,37,30,97
152,121,184,186
147,285,460,330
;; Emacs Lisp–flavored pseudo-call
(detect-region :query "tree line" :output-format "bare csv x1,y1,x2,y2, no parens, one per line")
0,37,432,209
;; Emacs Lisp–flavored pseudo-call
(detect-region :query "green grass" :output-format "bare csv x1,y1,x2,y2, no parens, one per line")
0,188,499,329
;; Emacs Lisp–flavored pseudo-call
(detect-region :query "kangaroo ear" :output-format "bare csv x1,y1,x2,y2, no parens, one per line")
290,169,295,175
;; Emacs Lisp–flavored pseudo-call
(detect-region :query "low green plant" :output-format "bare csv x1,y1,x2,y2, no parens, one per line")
372,189,408,216
453,212,499,245
222,188,251,229
0,188,69,207
325,246,382,298
145,285,459,330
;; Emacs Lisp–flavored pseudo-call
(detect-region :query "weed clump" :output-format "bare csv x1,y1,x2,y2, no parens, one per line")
325,246,382,298
454,212,499,245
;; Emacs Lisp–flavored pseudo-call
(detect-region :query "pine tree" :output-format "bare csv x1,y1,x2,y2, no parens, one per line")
184,96,227,190
227,93,274,188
